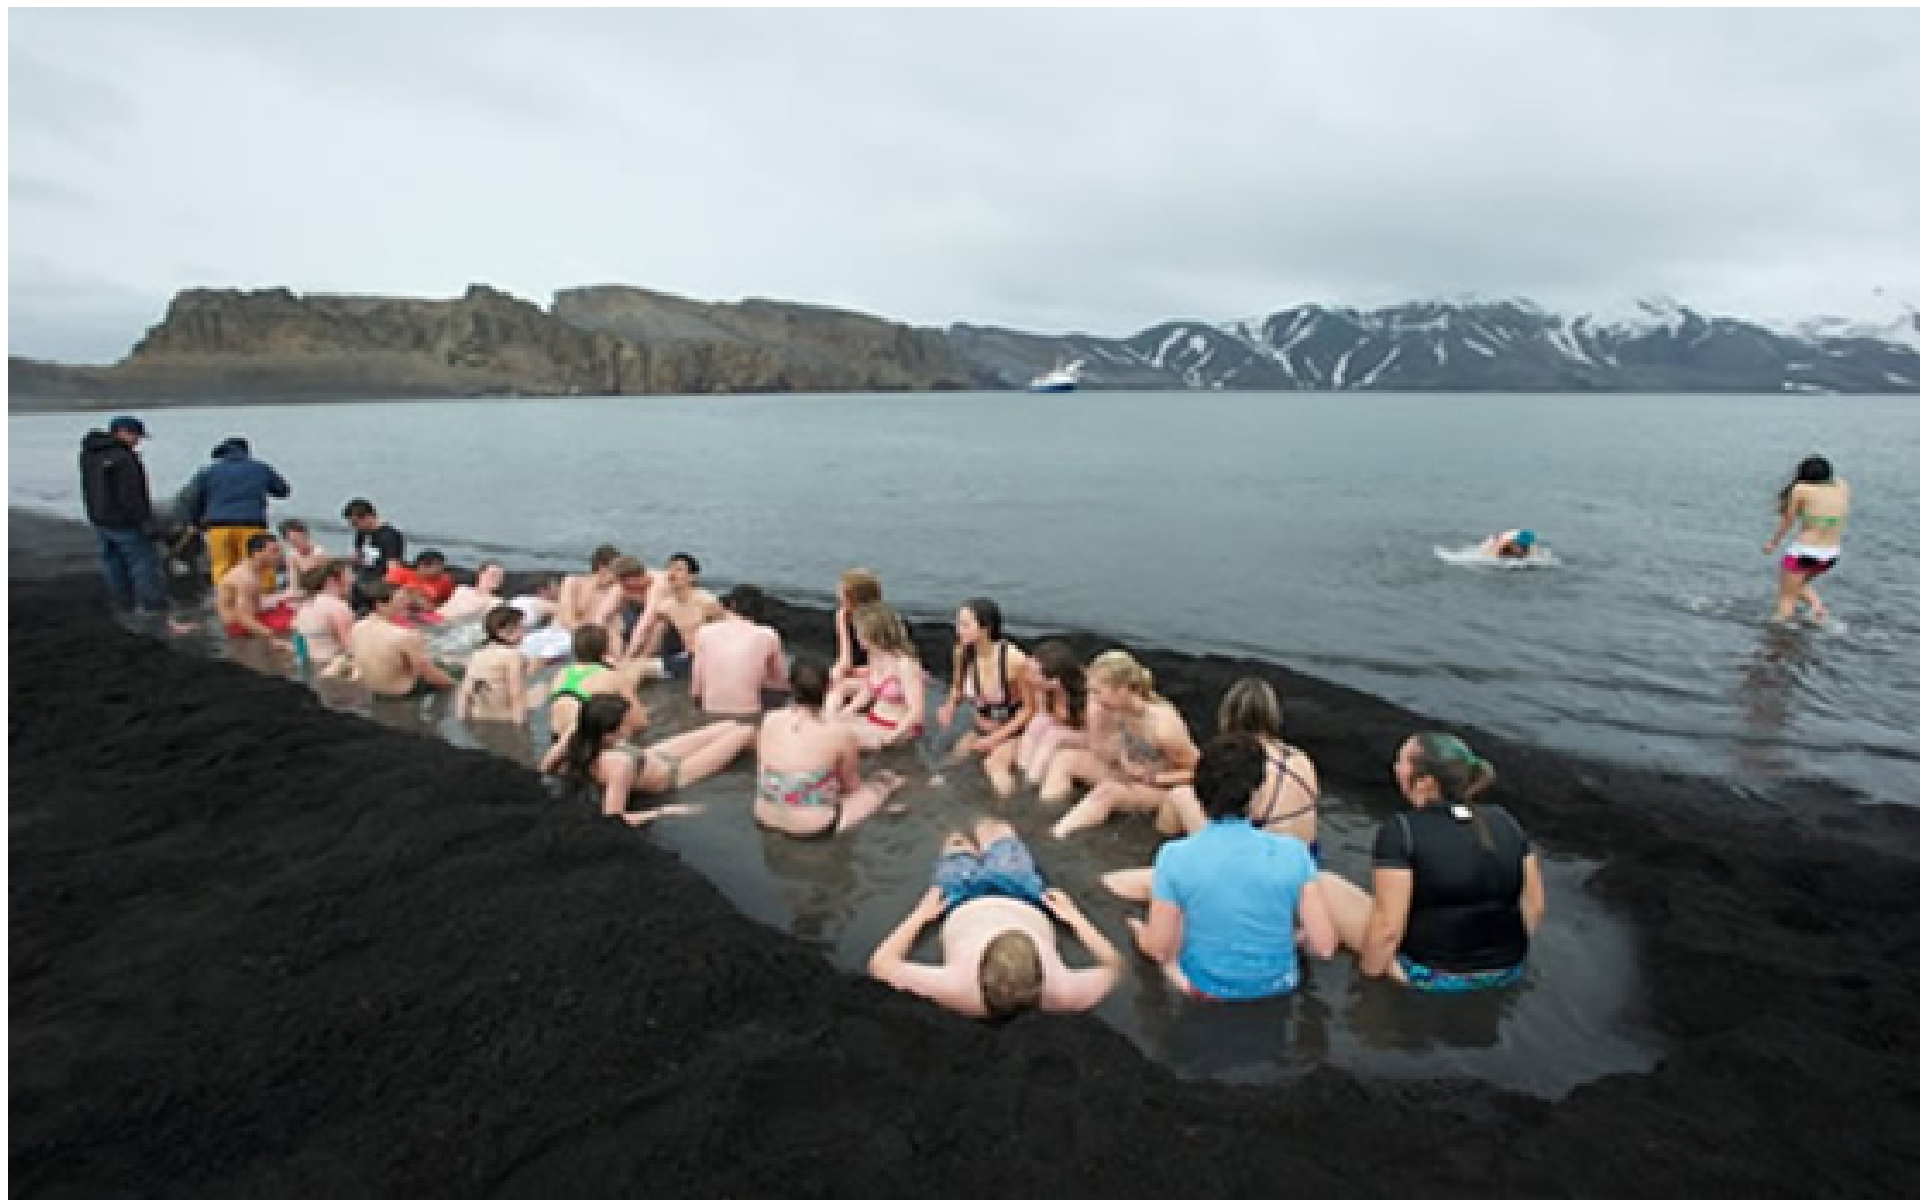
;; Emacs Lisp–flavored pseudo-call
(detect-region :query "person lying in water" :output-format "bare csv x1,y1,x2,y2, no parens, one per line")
1125,734,1338,1002
1478,529,1538,559
347,579,458,699
539,693,754,826
866,819,1122,1020
545,623,656,746
1318,733,1546,992
753,658,904,838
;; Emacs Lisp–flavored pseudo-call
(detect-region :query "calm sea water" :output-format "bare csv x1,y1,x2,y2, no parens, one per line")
12,391,1917,802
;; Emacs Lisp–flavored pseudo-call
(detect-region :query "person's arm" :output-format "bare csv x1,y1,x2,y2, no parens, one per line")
1039,889,1123,1012
537,732,568,775
182,469,207,528
1149,710,1200,788
1764,486,1801,553
762,631,790,693
1520,853,1548,934
454,671,476,721
599,749,636,817
624,596,665,661
832,607,854,677
403,633,457,690
266,466,290,499
866,887,964,1008
506,655,529,726
937,645,964,728
895,660,927,741
689,626,708,701
327,604,355,661
1295,879,1340,961
1130,898,1184,965
1359,867,1414,978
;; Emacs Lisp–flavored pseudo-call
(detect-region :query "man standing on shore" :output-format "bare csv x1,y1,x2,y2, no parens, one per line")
78,415,190,632
183,436,291,589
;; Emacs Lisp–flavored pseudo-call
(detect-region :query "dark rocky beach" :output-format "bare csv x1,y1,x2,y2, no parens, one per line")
11,506,1920,1198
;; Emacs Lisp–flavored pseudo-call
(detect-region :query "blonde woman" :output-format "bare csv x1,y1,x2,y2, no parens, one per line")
1042,650,1202,840
827,602,927,751
1103,677,1322,901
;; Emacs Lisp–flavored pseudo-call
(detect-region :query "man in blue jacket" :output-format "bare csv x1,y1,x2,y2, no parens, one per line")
183,436,291,588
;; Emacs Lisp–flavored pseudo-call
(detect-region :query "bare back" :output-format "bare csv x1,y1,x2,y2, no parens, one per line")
350,617,429,697
1789,480,1851,548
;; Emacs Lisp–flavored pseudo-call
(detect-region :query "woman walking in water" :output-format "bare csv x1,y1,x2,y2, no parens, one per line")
1763,454,1851,625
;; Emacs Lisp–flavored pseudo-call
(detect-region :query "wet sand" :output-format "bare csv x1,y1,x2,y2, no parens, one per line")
12,507,1920,1197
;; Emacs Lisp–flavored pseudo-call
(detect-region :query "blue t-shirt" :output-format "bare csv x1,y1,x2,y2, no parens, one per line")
1151,819,1317,1000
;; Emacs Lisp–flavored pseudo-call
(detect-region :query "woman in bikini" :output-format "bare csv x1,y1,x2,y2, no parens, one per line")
540,693,755,825
1042,650,1203,840
755,658,906,839
934,598,1035,797
1763,453,1851,625
827,603,927,752
457,605,532,725
1103,678,1322,901
1017,640,1090,790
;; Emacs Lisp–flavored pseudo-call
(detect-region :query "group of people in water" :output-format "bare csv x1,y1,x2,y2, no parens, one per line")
77,417,1854,1023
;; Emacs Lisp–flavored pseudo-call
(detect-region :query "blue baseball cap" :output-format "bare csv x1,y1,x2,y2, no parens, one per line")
108,415,148,437
1514,530,1537,548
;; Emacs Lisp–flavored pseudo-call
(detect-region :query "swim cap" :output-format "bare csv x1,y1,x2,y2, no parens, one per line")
1514,530,1537,548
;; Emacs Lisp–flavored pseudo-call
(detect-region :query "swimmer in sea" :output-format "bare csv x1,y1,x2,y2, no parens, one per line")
1478,529,1538,560
540,693,754,825
753,658,904,838
1042,650,1203,840
866,820,1122,1020
1762,454,1850,625
934,597,1034,798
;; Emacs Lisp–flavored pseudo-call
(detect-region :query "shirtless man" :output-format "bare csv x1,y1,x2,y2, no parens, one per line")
348,580,458,699
557,545,625,632
868,819,1123,1020
627,552,723,678
440,560,507,622
277,518,330,576
692,585,789,716
216,533,296,647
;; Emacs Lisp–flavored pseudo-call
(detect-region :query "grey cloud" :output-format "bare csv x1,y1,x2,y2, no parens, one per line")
8,8,1920,360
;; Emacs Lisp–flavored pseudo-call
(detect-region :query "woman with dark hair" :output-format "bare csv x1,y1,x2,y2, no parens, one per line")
1762,453,1850,624
935,597,1035,797
755,658,905,838
539,693,753,826
1128,735,1338,1001
1319,733,1546,992
1017,640,1089,788
457,605,531,725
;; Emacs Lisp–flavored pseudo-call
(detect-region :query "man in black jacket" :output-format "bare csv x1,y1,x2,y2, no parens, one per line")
79,415,186,628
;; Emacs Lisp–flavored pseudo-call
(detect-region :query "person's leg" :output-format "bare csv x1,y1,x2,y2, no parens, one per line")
1039,747,1112,803
1101,866,1153,902
975,820,1046,902
835,775,906,832
1051,780,1162,839
1318,872,1374,953
1016,714,1052,776
1154,784,1207,837
983,740,1020,798
95,527,135,611
1804,578,1830,624
1772,563,1805,623
641,721,755,792
207,527,239,588
119,531,169,615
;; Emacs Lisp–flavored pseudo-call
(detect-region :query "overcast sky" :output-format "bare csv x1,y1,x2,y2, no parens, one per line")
10,7,1920,363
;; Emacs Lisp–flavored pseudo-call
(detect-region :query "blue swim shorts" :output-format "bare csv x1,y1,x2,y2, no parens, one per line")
933,836,1046,907
1398,956,1525,994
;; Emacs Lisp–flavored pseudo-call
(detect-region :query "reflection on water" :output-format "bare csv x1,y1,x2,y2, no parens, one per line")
1733,624,1821,781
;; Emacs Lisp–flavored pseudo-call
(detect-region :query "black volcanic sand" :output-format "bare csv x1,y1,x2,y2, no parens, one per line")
12,508,1920,1197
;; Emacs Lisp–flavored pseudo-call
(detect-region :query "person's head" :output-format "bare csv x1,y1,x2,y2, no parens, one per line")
475,560,505,594
1087,649,1155,712
341,498,380,531
788,657,830,709
561,694,636,783
956,597,1003,649
1780,455,1835,512
667,552,700,589
978,930,1045,1020
1193,734,1269,822
362,578,399,613
107,415,147,447
299,560,350,596
572,623,611,664
483,604,525,646
611,556,651,598
723,584,767,624
413,550,448,581
1218,678,1283,742
852,602,914,658
589,544,621,574
245,532,281,564
1033,639,1087,725
839,567,882,609
212,436,251,461
1512,530,1537,551
276,518,311,549
1395,732,1499,848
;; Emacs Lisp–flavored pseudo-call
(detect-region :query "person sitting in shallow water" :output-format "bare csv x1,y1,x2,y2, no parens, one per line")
866,819,1122,1020
1318,733,1546,992
1042,650,1203,840
440,560,507,622
545,623,655,746
934,597,1034,798
347,580,458,699
694,585,791,717
1016,640,1089,789
826,603,927,752
1126,735,1337,1002
1479,529,1539,560
540,693,754,826
457,605,533,725
754,658,904,839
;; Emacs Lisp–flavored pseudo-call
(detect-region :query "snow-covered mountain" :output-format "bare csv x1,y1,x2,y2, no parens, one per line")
949,297,1920,393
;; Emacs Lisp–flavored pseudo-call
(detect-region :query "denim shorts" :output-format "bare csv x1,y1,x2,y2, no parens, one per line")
933,836,1046,906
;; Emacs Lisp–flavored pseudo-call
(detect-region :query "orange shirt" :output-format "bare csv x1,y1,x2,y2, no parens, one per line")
385,564,456,607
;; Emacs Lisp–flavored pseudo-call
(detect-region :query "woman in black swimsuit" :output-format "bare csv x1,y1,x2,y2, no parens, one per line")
935,597,1034,797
